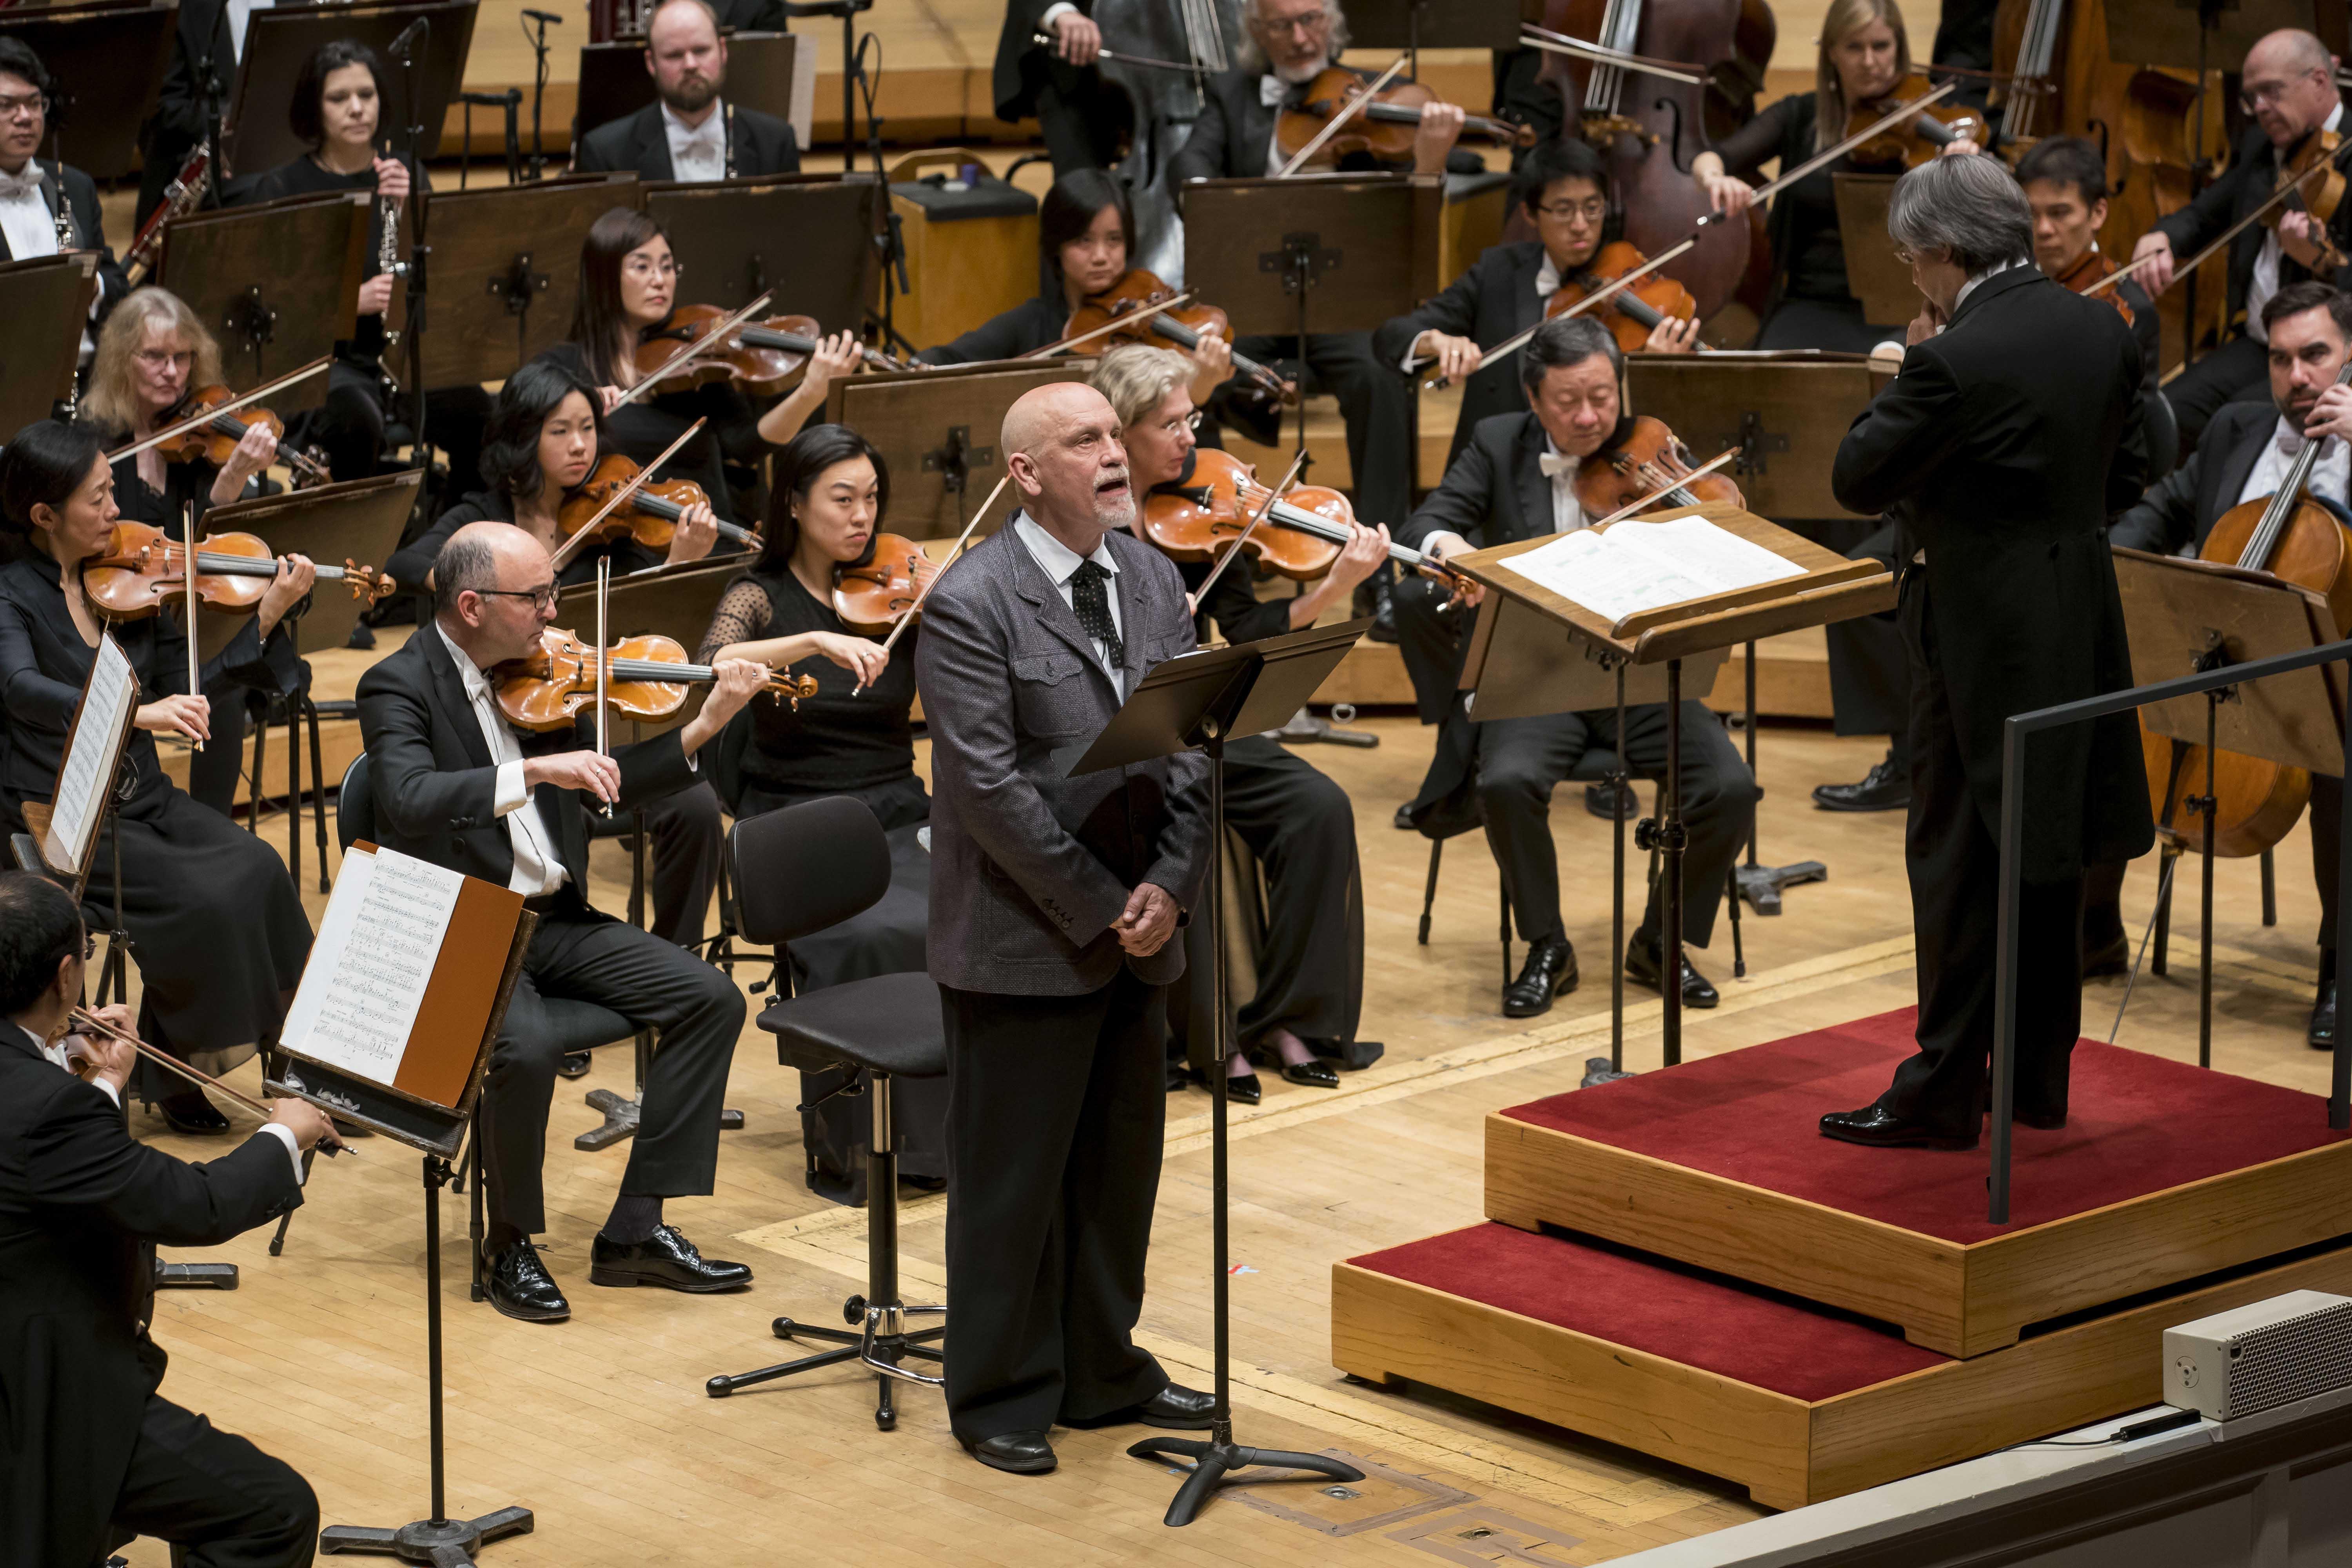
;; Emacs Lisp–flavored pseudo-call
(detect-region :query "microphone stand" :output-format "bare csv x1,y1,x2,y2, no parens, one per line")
390,21,433,532
521,9,562,179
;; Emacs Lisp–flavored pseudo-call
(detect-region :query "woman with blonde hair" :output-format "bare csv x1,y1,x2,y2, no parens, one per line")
82,286,278,525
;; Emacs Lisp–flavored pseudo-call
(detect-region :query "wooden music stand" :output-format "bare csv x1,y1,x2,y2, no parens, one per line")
0,0,174,180
158,193,366,414
414,174,638,388
226,1,478,175
1457,505,1896,1069
2111,548,2347,1067
639,172,880,330
1832,172,1922,328
575,31,808,149
1624,352,1892,522
825,358,1096,538
0,253,95,430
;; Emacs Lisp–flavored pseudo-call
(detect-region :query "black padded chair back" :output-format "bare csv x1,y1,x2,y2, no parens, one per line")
2145,388,2180,480
730,795,891,946
337,753,374,852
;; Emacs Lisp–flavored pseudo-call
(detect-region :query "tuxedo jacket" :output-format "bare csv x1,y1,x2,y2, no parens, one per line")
2109,400,2279,556
355,621,700,891
1832,264,2152,878
2154,120,2352,326
0,163,129,319
573,101,800,182
0,1028,300,1568
993,0,1091,121
1397,407,1573,558
1373,241,1548,465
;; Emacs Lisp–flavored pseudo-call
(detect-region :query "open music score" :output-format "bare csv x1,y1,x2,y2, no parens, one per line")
44,632,140,882
1495,514,1807,626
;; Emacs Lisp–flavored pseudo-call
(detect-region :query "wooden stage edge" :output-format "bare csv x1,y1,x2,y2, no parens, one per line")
1332,1236,2352,1512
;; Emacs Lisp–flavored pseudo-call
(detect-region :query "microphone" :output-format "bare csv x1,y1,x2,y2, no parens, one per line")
387,16,428,56
522,8,564,22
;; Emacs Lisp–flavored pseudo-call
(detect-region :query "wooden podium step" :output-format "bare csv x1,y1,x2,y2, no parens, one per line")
1332,1222,2352,1511
1484,1009,2352,1357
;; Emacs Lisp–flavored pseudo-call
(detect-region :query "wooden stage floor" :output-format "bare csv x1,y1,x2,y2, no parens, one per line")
108,706,2343,1566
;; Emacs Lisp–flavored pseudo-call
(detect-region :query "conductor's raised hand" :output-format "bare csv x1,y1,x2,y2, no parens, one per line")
525,749,623,804
1112,881,1180,956
136,693,211,744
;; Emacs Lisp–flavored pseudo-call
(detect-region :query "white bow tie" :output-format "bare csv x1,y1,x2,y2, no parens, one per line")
2279,425,2336,459
1540,452,1577,479
0,163,44,201
1260,75,1291,107
1535,256,1562,299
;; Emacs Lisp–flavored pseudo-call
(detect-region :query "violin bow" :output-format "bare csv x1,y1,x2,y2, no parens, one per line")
610,291,776,413
1023,291,1199,360
105,356,333,465
593,555,613,819
67,1005,350,1157
180,499,202,753
1517,24,1704,85
1192,447,1311,606
1275,53,1411,179
1700,78,1962,228
1417,237,1698,387
852,472,1013,696
1592,447,1742,529
1030,32,1195,73
2084,151,2347,297
547,416,710,573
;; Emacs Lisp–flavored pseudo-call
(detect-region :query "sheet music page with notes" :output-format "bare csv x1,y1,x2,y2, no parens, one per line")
279,846,465,1084
49,633,138,876
1497,515,1805,624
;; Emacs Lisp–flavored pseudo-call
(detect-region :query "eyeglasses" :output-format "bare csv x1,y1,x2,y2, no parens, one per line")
1533,199,1609,225
2241,70,2325,113
132,348,195,371
0,93,47,120
1257,8,1329,36
81,936,96,962
622,256,680,280
477,583,560,610
1155,409,1205,437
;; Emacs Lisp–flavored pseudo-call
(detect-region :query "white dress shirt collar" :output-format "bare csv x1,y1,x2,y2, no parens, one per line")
433,619,568,897
661,97,728,183
1953,256,2021,314
1540,434,1587,535
1012,512,1126,684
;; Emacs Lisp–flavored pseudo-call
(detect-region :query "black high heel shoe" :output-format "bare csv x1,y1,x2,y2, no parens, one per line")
158,1089,230,1136
1245,1041,1338,1089
1188,1064,1261,1105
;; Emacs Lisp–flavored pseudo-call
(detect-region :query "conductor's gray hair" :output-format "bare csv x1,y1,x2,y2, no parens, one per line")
1521,314,1621,394
1887,154,2033,277
1236,0,1351,72
434,532,501,619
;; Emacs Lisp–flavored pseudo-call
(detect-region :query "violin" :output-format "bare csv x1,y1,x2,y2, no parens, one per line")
555,453,760,555
833,533,930,636
1274,65,1535,170
2272,129,2349,273
1574,417,1745,519
1845,72,1994,169
1062,272,1293,400
2054,247,2136,328
81,520,392,621
1551,241,1701,353
493,627,817,732
1141,448,1469,589
153,385,334,489
633,304,907,398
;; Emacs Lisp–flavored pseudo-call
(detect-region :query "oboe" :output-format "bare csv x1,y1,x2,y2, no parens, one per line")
377,147,407,351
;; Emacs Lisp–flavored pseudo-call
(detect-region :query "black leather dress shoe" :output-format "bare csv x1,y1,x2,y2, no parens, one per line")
486,1241,570,1322
1190,1065,1261,1105
1393,802,1415,831
1584,779,1638,820
1167,1060,1190,1093
1818,1105,1976,1150
1069,1382,1219,1430
962,1430,1056,1474
2014,1107,2067,1131
588,1225,753,1292
1812,757,1910,813
1625,933,1719,1009
1365,580,1399,644
556,1051,592,1080
2312,980,2337,1052
1503,935,1579,1018
2082,930,2131,980
159,1090,230,1135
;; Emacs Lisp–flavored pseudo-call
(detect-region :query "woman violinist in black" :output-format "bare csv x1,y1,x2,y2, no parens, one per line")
0,420,314,1133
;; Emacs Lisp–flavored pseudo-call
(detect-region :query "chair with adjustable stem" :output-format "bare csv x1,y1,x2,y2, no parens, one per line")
704,795,947,1428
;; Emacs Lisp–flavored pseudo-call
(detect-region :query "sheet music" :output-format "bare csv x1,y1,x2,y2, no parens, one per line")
279,846,465,1084
49,634,137,875
1496,515,1804,624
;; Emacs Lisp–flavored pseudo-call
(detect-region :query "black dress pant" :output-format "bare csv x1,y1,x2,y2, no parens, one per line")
1477,699,1757,949
104,1391,318,1568
942,969,1169,1441
1034,70,1126,175
481,891,744,1236
1824,521,1912,770
1168,735,1363,1069
1229,330,1413,535
1391,568,1470,724
2165,334,2267,459
1879,576,2082,1134
587,781,724,949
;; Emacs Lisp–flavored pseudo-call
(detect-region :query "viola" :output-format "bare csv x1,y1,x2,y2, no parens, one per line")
833,533,930,635
2054,247,2136,328
555,453,760,555
1551,241,1701,353
1845,71,1995,170
2272,129,2349,272
81,520,392,621
1274,65,1535,170
153,385,333,489
633,303,907,398
493,627,816,733
1062,272,1293,400
1141,447,1469,590
1574,417,1745,519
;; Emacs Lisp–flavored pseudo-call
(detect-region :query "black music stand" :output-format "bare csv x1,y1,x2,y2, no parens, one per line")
158,194,367,414
639,172,879,327
227,1,477,176
1345,0,1520,71
575,31,807,145
1076,619,1372,1528
0,0,174,180
825,359,1096,538
0,254,94,427
414,174,638,387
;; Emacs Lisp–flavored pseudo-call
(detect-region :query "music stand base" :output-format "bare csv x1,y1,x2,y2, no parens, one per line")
319,1506,534,1563
1735,859,1828,916
1274,706,1379,749
575,1087,743,1149
1580,1056,1635,1088
155,1259,238,1289
1128,1434,1364,1528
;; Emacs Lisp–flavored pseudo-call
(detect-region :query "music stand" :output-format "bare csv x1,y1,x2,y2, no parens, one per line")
640,172,879,328
226,1,477,175
0,0,174,180
575,31,806,145
1074,619,1372,1528
1832,174,1921,327
414,174,638,387
0,254,94,428
2112,548,2346,1066
1181,174,1441,460
1344,0,1521,60
825,359,1096,538
158,194,366,413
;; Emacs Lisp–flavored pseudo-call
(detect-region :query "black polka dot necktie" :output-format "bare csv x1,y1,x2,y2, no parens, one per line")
1070,559,1123,669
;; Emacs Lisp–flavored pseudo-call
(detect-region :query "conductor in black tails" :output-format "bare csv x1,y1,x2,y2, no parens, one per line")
572,0,801,181
994,0,1124,176
0,871,336,1568
1827,152,2151,1147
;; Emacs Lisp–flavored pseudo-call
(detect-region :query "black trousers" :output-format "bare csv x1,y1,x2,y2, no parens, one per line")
1478,700,1756,949
1880,576,2082,1133
586,781,724,949
1824,521,1912,769
2165,334,2267,458
104,1391,318,1568
942,969,1168,1441
1168,735,1363,1069
1034,70,1126,175
1391,568,1470,724
481,891,744,1236
1230,330,1413,534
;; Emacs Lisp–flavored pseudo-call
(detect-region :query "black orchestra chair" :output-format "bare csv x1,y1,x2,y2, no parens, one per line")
704,795,947,1429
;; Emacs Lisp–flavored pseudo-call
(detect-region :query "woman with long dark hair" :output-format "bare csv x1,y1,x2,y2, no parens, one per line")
696,425,946,1202
0,420,314,1131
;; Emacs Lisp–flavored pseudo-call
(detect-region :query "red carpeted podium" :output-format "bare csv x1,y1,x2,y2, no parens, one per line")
1330,1009,2352,1509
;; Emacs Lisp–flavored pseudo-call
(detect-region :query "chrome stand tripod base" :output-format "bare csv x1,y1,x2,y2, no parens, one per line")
1735,858,1827,915
320,1506,534,1564
1127,1431,1365,1528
